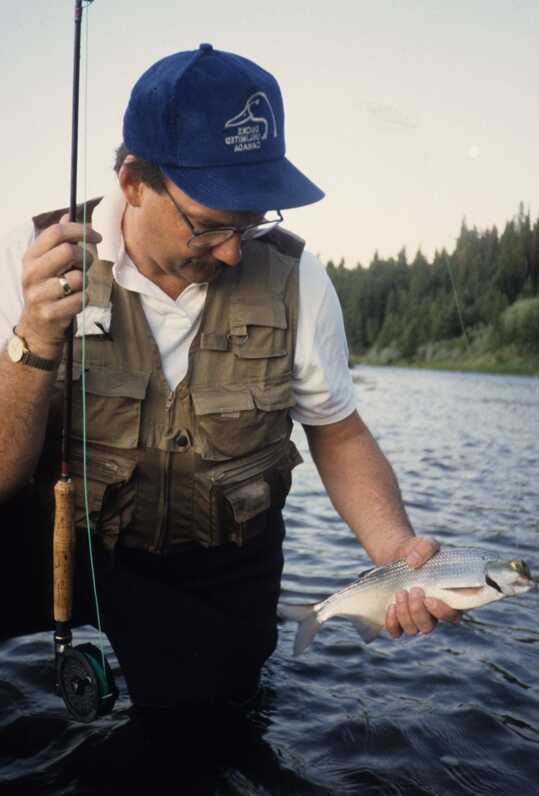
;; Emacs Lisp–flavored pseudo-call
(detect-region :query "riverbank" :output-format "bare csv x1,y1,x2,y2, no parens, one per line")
350,347,539,377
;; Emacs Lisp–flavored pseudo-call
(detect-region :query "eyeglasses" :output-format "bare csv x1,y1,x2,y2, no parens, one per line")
161,182,283,250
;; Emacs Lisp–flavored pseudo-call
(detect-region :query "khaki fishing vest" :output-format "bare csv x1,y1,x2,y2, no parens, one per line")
34,199,303,554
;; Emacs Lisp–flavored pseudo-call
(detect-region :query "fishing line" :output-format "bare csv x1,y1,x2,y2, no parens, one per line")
445,257,471,349
79,0,107,672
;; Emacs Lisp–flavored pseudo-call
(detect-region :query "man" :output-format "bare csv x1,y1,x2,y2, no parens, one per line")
0,44,459,712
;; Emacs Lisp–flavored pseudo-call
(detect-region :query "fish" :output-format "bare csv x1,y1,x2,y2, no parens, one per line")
278,548,535,656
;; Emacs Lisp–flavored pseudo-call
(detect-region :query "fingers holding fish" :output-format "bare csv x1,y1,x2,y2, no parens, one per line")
424,597,462,625
394,590,416,635
386,591,459,638
385,604,402,638
404,536,440,569
409,587,438,633
397,587,437,636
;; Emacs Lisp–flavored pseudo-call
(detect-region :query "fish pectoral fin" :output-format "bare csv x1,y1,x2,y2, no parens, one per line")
345,614,383,644
443,586,485,597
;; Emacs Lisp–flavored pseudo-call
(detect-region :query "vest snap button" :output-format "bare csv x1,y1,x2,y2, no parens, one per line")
174,432,191,450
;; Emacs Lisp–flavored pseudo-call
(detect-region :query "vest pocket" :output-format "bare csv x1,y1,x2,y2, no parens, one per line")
228,298,288,359
193,441,302,546
70,445,137,552
191,381,295,461
56,366,150,449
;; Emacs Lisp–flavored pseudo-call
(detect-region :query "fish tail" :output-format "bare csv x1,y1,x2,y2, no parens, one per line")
278,602,323,656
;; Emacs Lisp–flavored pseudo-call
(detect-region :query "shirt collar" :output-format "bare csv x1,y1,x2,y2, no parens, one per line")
91,181,126,264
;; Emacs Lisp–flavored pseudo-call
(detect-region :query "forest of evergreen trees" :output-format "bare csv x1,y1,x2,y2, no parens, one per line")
326,204,539,369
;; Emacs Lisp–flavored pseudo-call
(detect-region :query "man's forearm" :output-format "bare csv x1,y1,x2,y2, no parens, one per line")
0,349,59,501
0,217,100,503
303,410,414,566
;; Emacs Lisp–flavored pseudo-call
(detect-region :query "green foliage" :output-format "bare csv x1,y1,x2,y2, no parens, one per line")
495,297,539,353
327,204,539,362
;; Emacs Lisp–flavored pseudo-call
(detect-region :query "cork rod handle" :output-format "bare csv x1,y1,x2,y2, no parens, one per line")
53,479,75,623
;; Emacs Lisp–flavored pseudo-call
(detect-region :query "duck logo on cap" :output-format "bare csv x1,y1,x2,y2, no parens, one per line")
224,92,278,153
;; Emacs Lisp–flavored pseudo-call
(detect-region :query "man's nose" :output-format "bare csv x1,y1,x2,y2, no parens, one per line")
212,233,242,267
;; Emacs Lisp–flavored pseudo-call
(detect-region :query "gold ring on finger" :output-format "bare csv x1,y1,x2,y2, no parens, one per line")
58,275,73,297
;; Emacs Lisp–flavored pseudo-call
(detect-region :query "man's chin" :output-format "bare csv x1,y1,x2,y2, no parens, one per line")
178,259,223,283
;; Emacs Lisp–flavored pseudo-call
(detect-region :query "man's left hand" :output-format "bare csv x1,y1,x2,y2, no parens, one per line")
384,536,462,638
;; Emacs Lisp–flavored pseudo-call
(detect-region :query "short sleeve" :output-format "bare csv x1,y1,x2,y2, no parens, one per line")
0,220,34,346
291,250,356,425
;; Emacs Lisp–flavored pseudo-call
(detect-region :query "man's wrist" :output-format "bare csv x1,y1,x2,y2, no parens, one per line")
13,323,65,360
370,531,416,567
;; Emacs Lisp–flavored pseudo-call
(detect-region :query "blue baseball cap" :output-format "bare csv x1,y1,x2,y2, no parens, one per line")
123,43,324,211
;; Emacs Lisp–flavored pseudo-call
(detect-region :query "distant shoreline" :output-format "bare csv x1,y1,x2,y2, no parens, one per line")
350,353,539,377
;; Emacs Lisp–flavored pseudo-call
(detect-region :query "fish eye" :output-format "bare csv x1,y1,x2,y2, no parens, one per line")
510,560,531,579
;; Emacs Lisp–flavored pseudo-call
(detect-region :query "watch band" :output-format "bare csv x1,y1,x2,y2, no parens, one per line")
8,327,62,372
21,349,62,371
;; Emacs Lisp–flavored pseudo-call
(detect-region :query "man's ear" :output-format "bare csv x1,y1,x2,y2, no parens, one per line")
118,157,143,208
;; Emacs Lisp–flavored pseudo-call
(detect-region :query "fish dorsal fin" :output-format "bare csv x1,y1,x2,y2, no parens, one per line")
356,560,405,584
357,566,376,580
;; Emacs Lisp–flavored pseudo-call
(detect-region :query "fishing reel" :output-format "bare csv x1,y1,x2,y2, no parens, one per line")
55,631,117,723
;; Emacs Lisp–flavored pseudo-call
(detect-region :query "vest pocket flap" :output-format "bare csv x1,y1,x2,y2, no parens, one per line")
224,479,271,524
71,448,137,485
251,381,295,411
83,368,150,399
70,448,137,534
230,298,287,330
192,388,255,416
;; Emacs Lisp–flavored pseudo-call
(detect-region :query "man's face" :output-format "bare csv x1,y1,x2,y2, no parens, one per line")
129,175,265,286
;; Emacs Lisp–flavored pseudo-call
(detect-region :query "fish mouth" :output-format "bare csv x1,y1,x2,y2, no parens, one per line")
486,571,535,595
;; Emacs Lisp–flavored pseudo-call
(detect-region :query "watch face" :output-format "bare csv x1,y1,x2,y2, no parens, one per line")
8,335,25,362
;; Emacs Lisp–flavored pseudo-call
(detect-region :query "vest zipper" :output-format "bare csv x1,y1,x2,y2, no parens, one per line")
155,451,171,553
166,390,175,410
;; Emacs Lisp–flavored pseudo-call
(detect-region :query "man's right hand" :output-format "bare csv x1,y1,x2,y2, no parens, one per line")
16,214,102,357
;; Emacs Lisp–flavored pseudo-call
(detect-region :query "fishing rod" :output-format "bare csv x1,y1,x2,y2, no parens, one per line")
53,0,117,723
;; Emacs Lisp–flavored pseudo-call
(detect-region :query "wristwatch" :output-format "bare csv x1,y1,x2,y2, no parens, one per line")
7,328,62,372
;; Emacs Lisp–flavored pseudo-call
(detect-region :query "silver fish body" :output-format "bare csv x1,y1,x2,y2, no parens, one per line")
278,548,534,656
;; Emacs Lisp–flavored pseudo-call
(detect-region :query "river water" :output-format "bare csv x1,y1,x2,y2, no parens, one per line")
1,366,538,794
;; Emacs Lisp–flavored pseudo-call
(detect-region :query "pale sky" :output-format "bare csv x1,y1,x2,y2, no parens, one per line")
2,0,538,266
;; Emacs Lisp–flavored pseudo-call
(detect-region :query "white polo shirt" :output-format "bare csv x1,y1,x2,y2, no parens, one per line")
0,187,356,426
